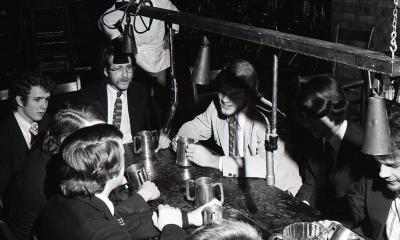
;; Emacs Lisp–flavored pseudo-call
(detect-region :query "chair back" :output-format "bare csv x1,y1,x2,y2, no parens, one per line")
53,78,81,95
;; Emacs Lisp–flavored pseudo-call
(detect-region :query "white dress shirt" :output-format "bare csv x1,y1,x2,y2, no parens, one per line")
106,84,133,144
386,197,400,240
14,112,33,149
324,120,348,161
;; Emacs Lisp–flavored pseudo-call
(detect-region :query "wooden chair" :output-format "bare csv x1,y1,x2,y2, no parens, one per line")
332,22,375,124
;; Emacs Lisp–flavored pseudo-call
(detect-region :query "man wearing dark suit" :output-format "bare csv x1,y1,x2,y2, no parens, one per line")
0,71,53,197
78,44,169,153
294,75,368,221
346,106,400,240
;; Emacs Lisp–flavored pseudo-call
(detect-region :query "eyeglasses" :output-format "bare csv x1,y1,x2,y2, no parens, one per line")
107,65,134,73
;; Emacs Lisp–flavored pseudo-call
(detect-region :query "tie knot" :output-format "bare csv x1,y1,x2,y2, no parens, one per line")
117,91,123,98
29,122,39,136
228,116,237,126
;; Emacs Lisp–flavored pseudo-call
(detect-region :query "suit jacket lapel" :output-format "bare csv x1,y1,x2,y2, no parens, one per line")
127,83,140,135
336,122,363,167
11,114,29,152
100,84,108,117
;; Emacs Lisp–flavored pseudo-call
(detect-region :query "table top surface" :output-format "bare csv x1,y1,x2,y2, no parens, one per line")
127,148,322,237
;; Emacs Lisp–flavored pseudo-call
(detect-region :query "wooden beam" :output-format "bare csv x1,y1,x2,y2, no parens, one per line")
126,4,400,76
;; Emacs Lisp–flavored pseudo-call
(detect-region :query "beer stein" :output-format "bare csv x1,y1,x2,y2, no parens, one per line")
176,137,195,167
186,177,224,207
133,130,158,161
126,163,149,191
330,224,364,240
203,204,223,225
269,222,328,240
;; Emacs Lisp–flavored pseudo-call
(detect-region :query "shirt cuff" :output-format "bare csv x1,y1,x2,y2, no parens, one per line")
218,156,223,171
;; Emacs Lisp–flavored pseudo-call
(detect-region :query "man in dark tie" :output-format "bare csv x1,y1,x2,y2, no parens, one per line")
78,43,168,157
0,71,54,196
163,59,302,195
294,74,368,221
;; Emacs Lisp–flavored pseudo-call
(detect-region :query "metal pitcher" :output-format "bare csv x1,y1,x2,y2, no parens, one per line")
268,222,328,240
186,177,224,207
126,163,149,191
133,130,158,161
176,137,194,167
203,204,223,225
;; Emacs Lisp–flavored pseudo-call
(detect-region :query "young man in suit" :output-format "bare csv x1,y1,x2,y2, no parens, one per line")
78,44,169,154
294,74,368,221
346,106,400,240
165,59,302,195
37,124,219,240
0,71,54,197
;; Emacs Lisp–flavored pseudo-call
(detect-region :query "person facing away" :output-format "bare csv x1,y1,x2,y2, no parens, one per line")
189,219,263,240
78,43,169,155
2,103,105,240
0,71,54,197
293,74,370,222
37,124,220,240
161,59,302,195
346,105,400,240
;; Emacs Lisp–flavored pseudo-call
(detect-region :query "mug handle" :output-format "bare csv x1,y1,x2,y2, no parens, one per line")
213,183,224,204
185,179,195,201
268,233,283,240
137,170,148,185
133,136,142,154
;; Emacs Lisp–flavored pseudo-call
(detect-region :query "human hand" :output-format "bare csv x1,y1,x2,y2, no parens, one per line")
156,132,171,152
152,204,183,231
137,181,160,202
171,136,178,152
186,144,220,169
187,199,222,226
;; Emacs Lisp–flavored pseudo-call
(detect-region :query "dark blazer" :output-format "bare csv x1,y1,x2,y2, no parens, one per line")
346,177,394,240
78,81,159,136
0,112,49,197
37,194,187,240
296,121,370,220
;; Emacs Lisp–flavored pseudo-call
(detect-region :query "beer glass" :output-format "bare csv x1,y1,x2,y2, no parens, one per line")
133,130,158,161
176,137,194,166
126,163,149,190
185,177,224,207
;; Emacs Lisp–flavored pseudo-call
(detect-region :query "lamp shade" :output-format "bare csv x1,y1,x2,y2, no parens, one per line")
121,16,137,55
361,96,392,155
190,36,210,85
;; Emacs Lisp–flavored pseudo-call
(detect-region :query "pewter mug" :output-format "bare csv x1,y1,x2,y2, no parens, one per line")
330,224,364,240
126,163,149,190
186,177,224,207
203,204,223,225
268,222,328,240
176,137,194,167
133,130,158,160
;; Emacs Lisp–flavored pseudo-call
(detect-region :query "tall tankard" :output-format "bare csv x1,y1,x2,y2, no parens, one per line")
185,177,224,207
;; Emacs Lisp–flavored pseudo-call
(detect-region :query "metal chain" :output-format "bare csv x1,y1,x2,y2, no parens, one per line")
390,0,399,58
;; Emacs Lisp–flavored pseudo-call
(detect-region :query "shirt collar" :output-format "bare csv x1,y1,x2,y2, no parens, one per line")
328,120,347,153
14,111,33,133
95,194,114,215
106,84,127,98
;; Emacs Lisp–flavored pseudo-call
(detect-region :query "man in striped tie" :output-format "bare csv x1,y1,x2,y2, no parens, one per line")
167,59,302,196
346,106,400,240
79,43,169,163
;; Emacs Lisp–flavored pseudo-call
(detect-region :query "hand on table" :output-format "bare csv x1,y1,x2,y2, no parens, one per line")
152,204,183,231
187,199,222,226
156,132,171,152
186,144,220,170
137,181,160,202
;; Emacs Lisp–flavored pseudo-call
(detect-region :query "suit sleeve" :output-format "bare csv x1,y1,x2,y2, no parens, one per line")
115,193,160,239
176,102,214,142
296,160,317,204
346,177,367,228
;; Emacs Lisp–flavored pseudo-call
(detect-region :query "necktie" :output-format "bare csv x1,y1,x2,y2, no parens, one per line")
386,198,400,240
228,116,238,156
112,91,123,129
29,122,39,148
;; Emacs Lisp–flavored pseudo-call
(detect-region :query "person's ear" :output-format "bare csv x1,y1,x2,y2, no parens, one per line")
16,96,24,107
104,68,109,78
